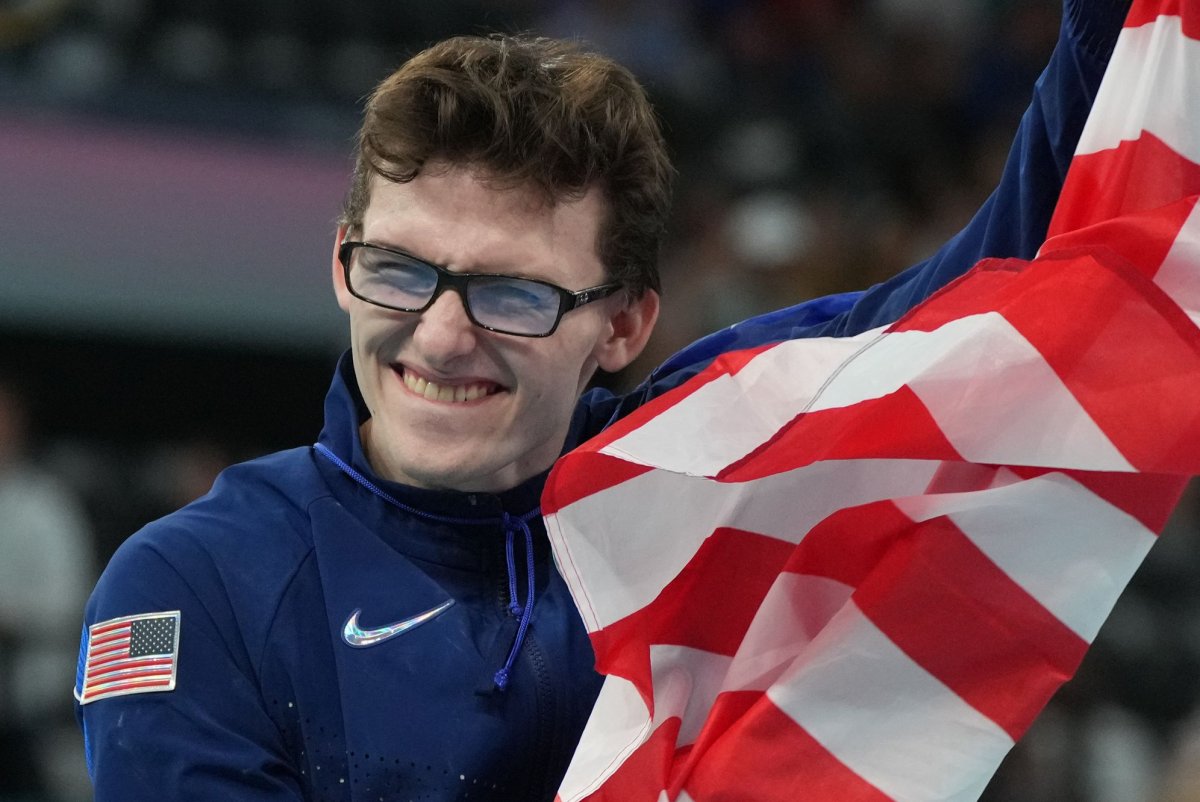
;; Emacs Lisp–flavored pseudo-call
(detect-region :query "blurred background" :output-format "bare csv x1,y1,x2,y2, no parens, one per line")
1,0,1198,800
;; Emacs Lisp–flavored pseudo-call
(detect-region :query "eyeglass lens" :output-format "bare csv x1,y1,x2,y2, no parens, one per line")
466,277,561,335
348,246,565,336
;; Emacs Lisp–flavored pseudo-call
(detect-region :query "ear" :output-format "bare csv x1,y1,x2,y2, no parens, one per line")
331,225,353,312
593,290,660,373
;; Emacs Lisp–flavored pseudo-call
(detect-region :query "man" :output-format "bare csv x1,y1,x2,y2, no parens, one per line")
76,2,1130,799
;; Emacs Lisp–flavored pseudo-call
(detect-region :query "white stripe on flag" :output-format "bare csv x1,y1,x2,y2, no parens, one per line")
547,459,941,632
1075,15,1200,160
895,473,1158,642
603,314,1133,475
648,644,734,746
602,330,882,476
558,674,652,801
722,573,854,697
818,314,1132,470
901,315,1133,470
1153,201,1200,325
768,602,1013,802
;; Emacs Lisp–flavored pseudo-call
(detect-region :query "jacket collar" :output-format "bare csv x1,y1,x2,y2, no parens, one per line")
314,352,549,569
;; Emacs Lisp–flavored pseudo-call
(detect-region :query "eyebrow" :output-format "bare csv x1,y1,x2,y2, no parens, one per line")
359,238,553,283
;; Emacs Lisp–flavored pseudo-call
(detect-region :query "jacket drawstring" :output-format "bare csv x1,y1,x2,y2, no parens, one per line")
313,442,540,692
493,510,538,691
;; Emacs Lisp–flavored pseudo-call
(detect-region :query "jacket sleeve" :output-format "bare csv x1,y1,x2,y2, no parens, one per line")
75,535,304,801
618,0,1128,413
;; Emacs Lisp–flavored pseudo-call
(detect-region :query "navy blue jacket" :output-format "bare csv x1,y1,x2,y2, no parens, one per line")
76,4,1126,799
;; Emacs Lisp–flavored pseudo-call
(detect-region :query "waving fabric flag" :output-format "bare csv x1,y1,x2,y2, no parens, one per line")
544,2,1200,800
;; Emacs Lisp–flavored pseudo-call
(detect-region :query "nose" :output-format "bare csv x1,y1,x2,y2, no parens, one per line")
411,288,478,365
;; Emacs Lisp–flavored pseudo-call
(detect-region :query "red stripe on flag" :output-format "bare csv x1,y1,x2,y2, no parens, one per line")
894,249,1200,474
89,636,130,652
85,657,175,684
1046,197,1198,280
853,513,1089,739
87,643,131,663
676,689,760,772
990,249,1200,474
543,346,782,514
1127,0,1200,38
88,652,137,671
1011,467,1188,532
567,342,778,460
90,620,129,637
780,501,915,589
542,453,653,515
1049,133,1200,244
89,640,127,655
83,678,174,697
578,718,683,802
718,385,962,482
778,495,1101,733
683,697,893,802
922,462,1011,495
588,529,794,688
90,630,130,648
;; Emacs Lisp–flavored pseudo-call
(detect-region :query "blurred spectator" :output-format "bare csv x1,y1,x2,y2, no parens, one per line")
1157,711,1200,802
536,0,720,108
136,439,232,519
0,375,94,799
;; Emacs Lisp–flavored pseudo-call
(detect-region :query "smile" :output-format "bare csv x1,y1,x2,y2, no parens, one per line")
399,367,500,404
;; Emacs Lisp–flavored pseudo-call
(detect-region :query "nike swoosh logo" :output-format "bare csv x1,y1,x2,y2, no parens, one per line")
342,599,455,648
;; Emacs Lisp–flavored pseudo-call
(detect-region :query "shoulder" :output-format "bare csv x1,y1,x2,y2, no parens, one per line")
133,446,325,564
88,447,328,648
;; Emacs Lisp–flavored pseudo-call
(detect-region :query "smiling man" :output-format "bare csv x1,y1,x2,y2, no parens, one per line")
336,166,656,493
76,4,1131,800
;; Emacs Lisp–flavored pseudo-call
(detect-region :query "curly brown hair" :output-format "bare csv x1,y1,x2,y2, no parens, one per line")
341,34,673,297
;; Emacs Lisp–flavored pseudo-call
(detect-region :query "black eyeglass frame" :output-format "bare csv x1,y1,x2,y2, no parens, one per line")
338,241,624,338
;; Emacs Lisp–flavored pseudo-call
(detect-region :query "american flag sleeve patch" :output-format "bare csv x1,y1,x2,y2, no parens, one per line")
76,611,181,705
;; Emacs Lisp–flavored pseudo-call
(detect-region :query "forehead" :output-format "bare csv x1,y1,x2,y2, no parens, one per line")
360,165,607,284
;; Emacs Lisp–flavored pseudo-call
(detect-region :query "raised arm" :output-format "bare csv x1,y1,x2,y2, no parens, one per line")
616,0,1130,409
821,0,1130,336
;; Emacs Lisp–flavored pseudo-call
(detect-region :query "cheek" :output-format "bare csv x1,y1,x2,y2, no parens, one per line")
541,338,602,405
565,329,606,388
513,347,584,405
350,308,408,354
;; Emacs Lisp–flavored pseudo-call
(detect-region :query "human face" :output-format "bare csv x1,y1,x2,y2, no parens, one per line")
332,165,658,493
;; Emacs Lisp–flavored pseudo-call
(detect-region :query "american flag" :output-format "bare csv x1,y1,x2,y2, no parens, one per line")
544,1,1200,800
77,611,180,705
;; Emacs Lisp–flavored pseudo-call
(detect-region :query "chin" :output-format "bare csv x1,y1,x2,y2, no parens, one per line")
397,449,508,493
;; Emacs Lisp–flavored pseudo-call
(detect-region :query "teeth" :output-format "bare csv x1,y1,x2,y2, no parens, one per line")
402,370,493,404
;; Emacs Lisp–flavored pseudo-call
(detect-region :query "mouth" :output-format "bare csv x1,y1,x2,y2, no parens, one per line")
395,366,503,404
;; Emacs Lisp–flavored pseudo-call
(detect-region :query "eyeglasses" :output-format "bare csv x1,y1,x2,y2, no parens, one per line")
338,241,623,337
